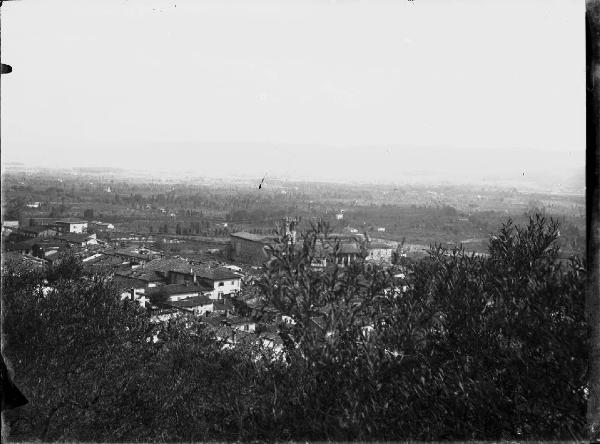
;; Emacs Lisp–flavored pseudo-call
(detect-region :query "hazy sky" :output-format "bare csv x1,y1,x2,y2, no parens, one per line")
1,0,585,184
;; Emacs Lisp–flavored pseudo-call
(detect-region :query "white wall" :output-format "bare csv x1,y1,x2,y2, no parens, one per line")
208,278,241,300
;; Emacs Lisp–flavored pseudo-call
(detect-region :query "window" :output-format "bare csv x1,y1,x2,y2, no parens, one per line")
218,282,224,287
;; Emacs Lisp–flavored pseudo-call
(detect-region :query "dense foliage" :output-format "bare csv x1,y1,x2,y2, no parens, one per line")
2,216,587,441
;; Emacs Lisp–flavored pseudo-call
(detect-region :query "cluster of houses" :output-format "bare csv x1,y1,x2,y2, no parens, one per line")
3,215,408,355
85,251,286,351
229,230,396,267
2,218,106,262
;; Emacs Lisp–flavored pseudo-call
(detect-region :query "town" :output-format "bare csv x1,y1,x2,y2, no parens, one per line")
1,167,586,354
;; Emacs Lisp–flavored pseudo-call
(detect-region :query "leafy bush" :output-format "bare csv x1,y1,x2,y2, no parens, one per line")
1,215,587,441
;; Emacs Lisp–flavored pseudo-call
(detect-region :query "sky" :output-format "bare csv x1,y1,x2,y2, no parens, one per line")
0,0,586,186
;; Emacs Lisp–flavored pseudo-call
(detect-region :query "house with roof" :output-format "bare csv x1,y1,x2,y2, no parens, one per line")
2,251,47,270
144,283,213,302
56,232,98,247
213,299,235,316
167,295,214,316
82,253,131,271
119,281,214,319
149,307,183,323
366,241,394,264
88,221,115,232
55,218,88,234
7,238,64,258
167,265,242,300
140,257,243,300
2,221,19,236
228,316,257,332
28,217,61,228
106,247,160,265
19,226,59,239
229,232,275,265
3,220,19,230
114,269,166,296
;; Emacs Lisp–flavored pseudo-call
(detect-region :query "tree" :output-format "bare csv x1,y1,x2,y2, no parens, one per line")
254,216,587,440
1,215,587,441
587,2,600,439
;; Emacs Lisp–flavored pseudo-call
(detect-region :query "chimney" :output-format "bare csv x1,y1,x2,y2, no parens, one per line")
130,288,135,301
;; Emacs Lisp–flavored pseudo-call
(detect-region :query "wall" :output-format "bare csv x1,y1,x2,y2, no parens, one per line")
367,248,393,263
231,237,269,265
204,278,241,300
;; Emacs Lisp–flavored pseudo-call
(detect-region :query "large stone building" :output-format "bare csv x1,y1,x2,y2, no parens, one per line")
55,218,88,234
229,232,274,265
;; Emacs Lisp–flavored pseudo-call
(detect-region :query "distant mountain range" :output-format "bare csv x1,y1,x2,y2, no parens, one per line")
3,143,584,194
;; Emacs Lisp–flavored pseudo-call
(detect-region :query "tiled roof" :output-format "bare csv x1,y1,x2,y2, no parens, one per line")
56,218,86,224
259,331,284,346
149,307,180,316
145,283,212,298
20,226,56,234
166,295,213,308
108,249,155,260
85,254,126,267
201,316,228,328
368,242,393,250
307,241,362,257
57,233,95,244
171,264,240,281
143,257,191,272
2,251,47,268
230,232,272,243
213,300,234,311
227,316,255,326
116,269,164,283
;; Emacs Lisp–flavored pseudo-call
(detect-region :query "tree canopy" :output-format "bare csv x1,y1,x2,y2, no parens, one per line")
1,215,587,441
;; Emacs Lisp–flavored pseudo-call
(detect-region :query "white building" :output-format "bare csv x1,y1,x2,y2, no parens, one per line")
55,218,88,233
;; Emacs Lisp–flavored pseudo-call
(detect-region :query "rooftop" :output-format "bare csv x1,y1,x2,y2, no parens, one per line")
115,269,164,283
20,226,56,234
143,257,192,273
56,218,87,224
230,232,273,243
165,295,213,309
368,242,394,250
213,299,235,311
170,264,241,281
57,233,96,244
145,283,212,298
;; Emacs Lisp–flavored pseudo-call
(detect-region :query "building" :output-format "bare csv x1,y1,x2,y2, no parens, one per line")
134,284,215,318
114,268,165,292
3,220,19,229
366,242,394,263
18,226,58,239
108,247,160,263
168,265,242,300
56,232,98,247
88,221,115,232
2,251,47,270
55,218,88,233
28,217,61,228
229,232,274,265
142,257,243,300
2,220,20,236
